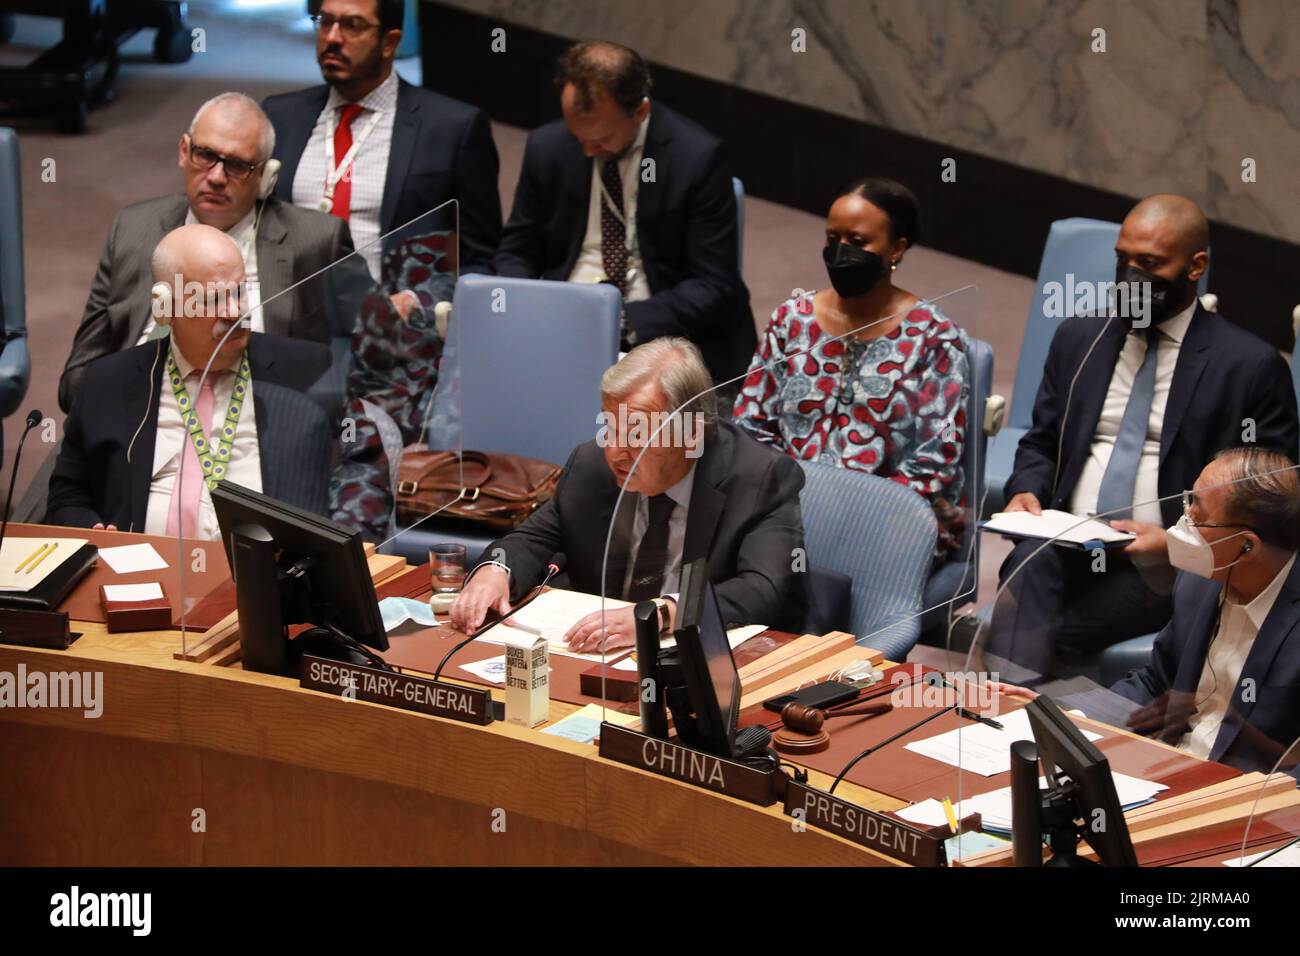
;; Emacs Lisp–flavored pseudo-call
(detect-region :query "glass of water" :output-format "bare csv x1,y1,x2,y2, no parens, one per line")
429,543,467,593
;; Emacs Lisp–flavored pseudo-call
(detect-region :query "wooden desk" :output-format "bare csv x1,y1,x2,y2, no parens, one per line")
0,618,908,866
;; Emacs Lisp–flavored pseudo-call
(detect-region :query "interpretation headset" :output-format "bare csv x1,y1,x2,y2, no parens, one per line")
257,158,281,201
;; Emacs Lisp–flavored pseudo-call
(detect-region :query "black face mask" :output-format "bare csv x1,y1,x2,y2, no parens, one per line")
823,243,886,299
1113,262,1190,326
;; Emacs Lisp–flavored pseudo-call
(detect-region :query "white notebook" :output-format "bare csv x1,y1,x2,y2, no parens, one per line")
981,509,1135,547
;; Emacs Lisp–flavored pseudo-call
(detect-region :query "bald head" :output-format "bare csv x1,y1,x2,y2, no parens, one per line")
1124,194,1209,258
152,223,244,288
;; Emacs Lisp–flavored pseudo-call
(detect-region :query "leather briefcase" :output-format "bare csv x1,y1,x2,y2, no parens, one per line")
396,449,562,530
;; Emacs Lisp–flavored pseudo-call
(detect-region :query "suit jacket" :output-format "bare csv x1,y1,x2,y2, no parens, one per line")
494,102,756,385
263,77,502,276
58,194,356,413
47,334,337,532
1112,564,1300,773
487,421,807,631
1006,306,1300,527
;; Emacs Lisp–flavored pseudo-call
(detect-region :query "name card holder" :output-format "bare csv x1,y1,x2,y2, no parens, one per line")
784,780,950,867
597,722,782,806
0,607,75,650
300,654,496,725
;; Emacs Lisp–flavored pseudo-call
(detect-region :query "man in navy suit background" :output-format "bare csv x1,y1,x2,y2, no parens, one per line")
494,41,755,388
263,0,501,317
989,195,1299,677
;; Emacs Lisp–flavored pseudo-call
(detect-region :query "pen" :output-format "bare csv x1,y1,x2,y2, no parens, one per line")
943,797,959,834
957,707,1004,730
27,542,58,574
13,542,49,575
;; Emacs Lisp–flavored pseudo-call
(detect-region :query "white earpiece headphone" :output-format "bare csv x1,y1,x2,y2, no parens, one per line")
151,281,173,326
258,159,281,201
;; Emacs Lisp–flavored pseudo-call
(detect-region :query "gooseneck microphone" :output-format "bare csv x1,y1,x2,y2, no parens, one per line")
433,553,566,681
0,410,44,559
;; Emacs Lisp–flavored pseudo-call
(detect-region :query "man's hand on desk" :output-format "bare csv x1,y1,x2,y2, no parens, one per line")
1125,691,1196,739
1004,492,1042,515
1111,519,1168,564
91,522,119,532
563,598,676,654
448,565,511,633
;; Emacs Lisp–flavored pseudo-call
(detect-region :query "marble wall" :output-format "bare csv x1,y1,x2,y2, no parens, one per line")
429,0,1300,244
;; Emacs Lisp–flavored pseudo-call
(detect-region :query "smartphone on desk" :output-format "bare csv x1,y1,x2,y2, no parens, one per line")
762,680,858,713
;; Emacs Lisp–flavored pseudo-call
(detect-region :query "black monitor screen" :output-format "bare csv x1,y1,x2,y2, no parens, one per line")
673,559,740,757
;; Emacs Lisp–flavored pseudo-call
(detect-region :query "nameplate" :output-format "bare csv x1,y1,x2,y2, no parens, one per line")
784,780,944,866
597,722,779,806
300,655,494,725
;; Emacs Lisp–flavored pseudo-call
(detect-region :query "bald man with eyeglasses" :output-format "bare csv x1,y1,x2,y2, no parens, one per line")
58,91,367,414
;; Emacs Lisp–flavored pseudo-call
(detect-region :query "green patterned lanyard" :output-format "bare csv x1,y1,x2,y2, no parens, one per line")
166,350,251,491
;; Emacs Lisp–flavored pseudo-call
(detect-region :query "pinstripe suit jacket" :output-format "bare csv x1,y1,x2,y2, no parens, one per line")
58,194,359,413
46,335,337,532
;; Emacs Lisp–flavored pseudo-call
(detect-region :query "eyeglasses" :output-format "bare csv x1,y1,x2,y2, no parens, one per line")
310,13,381,37
1181,490,1256,532
186,141,265,182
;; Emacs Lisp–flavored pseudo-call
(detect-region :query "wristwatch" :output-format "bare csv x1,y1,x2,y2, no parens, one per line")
651,597,672,637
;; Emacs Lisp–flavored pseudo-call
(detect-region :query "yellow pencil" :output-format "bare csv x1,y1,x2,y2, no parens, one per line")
943,796,959,834
26,542,58,575
13,542,50,575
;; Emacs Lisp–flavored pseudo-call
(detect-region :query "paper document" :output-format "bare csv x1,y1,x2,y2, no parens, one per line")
904,707,1102,777
103,582,164,603
982,509,1134,546
475,589,634,663
898,772,1167,833
0,537,89,592
98,542,168,574
541,703,639,744
1224,841,1300,867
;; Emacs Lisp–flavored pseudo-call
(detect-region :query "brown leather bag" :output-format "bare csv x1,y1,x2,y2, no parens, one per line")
396,449,562,530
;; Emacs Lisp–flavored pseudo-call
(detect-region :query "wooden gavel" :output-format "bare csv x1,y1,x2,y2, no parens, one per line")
780,699,893,734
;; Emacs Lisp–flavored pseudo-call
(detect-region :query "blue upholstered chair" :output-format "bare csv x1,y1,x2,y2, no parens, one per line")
797,460,937,661
0,128,32,427
381,275,622,564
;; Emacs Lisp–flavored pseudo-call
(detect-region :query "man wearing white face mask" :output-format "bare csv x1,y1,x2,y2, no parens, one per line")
1110,446,1300,773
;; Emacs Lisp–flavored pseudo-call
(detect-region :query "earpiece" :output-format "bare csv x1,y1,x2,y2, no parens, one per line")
258,158,281,201
151,282,173,326
1243,541,1253,552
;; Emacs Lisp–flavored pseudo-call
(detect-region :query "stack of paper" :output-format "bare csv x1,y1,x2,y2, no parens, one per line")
904,708,1102,777
982,509,1134,547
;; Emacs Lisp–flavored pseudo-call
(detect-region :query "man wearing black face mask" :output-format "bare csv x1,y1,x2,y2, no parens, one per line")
989,194,1298,678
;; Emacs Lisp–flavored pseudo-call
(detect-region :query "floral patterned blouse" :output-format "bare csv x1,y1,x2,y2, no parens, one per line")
733,290,970,551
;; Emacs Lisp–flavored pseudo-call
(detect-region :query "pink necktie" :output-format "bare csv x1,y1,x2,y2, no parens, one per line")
167,372,216,539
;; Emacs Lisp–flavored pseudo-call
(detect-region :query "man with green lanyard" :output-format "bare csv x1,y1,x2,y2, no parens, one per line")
46,225,339,539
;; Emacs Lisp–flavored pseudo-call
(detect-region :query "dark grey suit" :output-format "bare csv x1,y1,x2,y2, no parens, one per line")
58,194,360,413
46,334,337,532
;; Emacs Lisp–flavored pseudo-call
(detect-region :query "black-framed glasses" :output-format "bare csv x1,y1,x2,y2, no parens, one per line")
310,13,381,37
186,141,265,182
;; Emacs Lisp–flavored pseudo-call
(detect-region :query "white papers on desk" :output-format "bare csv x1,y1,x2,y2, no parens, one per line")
982,509,1134,547
1224,842,1300,867
102,582,164,603
661,622,768,652
475,589,633,663
97,542,168,574
0,537,88,591
904,707,1102,777
898,772,1167,833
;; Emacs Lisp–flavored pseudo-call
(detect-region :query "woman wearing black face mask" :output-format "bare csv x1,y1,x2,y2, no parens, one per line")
733,177,970,558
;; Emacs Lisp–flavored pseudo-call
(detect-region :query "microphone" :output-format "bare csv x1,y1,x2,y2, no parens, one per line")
827,671,988,794
434,552,566,680
0,410,44,560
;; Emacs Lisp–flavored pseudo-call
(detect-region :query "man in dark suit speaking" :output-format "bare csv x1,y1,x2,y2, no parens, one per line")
494,41,755,387
47,225,338,539
449,338,807,647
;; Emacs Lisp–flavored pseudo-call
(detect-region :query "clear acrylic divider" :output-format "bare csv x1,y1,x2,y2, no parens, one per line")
173,199,461,662
1237,735,1300,867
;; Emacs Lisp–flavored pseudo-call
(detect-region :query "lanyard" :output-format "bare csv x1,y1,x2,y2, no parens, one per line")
167,351,251,492
322,105,383,202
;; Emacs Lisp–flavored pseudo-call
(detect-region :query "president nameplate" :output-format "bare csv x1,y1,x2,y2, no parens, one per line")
784,780,944,866
597,722,779,806
300,655,494,725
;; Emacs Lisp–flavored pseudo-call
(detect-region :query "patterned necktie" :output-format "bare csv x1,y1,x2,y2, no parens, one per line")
1095,327,1160,520
167,371,217,538
599,157,628,296
330,103,364,220
626,494,676,602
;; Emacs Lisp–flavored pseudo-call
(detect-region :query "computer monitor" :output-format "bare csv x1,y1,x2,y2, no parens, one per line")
212,481,387,675
1012,695,1138,867
669,558,741,759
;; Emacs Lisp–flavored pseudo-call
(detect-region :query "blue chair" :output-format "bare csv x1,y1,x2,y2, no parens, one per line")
920,337,994,640
797,460,937,661
0,128,31,429
382,275,622,564
985,217,1211,515
1097,632,1158,688
732,177,744,269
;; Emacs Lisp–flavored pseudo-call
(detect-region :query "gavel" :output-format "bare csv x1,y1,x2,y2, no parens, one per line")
780,699,893,734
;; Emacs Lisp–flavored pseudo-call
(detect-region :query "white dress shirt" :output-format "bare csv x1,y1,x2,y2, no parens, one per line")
569,116,652,306
291,69,398,281
1069,302,1197,525
623,463,695,598
145,348,262,540
1180,554,1296,759
136,207,263,343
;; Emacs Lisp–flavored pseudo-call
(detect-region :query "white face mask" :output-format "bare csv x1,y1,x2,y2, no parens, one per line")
1166,514,1250,579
